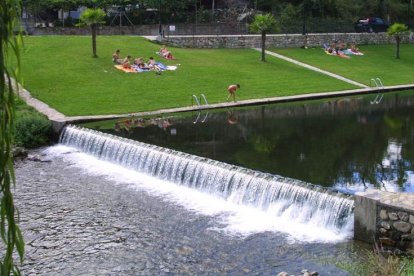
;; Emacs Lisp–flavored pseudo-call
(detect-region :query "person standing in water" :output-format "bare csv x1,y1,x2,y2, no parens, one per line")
227,84,240,102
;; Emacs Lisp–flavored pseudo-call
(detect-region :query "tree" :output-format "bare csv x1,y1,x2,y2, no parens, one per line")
249,13,279,62
387,23,410,59
1,0,25,275
79,8,106,58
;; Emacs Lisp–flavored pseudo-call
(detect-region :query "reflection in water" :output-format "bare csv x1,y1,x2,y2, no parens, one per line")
83,91,414,193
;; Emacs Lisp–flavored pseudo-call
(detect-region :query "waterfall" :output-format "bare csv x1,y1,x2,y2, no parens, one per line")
60,125,354,231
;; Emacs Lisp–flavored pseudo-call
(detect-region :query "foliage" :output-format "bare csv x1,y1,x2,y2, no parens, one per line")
249,13,279,34
14,114,52,149
79,7,106,26
0,0,25,274
79,8,106,58
335,248,414,276
21,0,414,31
387,23,410,59
249,13,279,61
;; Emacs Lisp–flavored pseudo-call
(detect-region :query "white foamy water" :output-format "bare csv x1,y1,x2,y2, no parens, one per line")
44,145,353,243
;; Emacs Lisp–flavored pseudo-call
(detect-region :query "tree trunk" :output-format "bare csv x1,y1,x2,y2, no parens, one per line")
92,24,97,58
396,36,400,59
261,31,266,62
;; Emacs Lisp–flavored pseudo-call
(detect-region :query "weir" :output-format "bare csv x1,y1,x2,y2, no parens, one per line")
60,125,354,231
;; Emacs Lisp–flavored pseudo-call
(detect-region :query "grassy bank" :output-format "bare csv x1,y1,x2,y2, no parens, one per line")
20,36,356,116
273,44,414,86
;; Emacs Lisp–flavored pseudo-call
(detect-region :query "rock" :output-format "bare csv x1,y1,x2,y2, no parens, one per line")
393,221,412,233
379,237,395,246
380,221,391,230
379,228,388,235
401,234,414,241
398,212,409,222
379,209,388,220
410,215,414,224
277,272,289,276
13,146,28,159
388,212,399,221
27,154,52,162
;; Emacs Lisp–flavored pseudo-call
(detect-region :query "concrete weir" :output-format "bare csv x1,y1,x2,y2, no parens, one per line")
355,189,414,254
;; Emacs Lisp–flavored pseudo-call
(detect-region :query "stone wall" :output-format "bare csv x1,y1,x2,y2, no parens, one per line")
30,24,414,49
355,189,414,255
161,33,414,49
378,199,414,254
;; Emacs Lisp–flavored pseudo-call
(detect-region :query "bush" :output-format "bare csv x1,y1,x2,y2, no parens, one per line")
14,114,52,148
334,248,414,276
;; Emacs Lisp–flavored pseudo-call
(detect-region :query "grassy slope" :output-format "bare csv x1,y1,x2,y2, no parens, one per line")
21,36,355,116
273,44,414,86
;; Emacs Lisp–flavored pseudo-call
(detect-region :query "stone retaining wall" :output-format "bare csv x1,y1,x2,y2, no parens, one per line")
30,25,414,49
355,189,414,255
160,33,414,49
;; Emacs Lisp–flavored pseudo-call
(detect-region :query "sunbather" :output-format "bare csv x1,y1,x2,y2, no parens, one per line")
112,49,123,64
133,57,149,70
122,55,132,69
148,57,161,71
158,45,174,59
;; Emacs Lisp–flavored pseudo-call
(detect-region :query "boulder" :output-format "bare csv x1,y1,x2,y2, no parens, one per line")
393,221,412,233
388,212,399,220
398,212,409,222
379,209,388,220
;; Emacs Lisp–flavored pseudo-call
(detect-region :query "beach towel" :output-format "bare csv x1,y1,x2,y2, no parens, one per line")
114,62,178,73
324,50,351,59
114,65,137,73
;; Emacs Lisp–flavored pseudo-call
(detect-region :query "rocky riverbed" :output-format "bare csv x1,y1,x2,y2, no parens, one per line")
13,147,356,275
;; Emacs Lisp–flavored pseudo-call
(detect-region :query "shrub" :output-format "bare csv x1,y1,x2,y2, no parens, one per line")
14,114,52,148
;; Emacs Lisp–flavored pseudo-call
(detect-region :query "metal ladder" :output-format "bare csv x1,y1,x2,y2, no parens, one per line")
192,94,209,109
370,78,384,104
192,94,209,124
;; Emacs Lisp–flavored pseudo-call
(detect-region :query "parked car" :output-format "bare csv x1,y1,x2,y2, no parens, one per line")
354,17,390,33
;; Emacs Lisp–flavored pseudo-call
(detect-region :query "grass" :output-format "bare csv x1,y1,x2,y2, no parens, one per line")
273,44,414,86
20,36,356,116
333,249,414,276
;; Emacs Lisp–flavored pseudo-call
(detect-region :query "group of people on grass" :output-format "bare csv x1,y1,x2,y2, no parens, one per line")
323,40,363,58
112,49,164,71
112,47,241,102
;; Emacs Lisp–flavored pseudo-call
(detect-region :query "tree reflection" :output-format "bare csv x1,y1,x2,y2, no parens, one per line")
93,92,414,192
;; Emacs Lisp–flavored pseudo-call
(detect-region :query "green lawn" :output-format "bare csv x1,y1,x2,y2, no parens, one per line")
20,36,356,116
273,44,414,86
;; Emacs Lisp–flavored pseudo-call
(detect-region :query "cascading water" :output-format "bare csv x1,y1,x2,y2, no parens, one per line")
60,125,354,236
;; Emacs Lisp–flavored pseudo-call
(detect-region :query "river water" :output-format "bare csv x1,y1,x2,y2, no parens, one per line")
14,146,365,275
84,90,414,194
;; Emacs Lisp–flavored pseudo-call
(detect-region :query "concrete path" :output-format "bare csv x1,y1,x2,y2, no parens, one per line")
18,86,66,122
254,48,369,88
